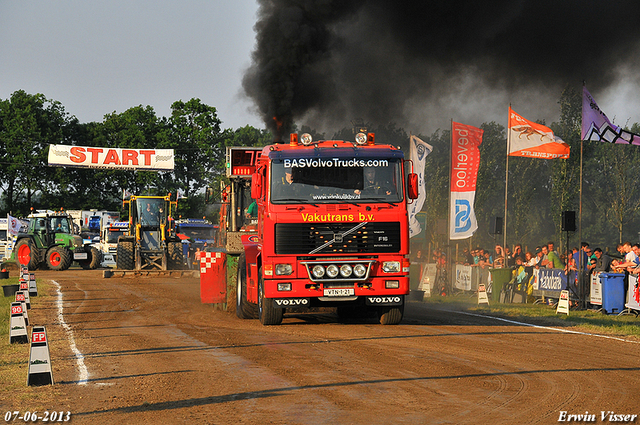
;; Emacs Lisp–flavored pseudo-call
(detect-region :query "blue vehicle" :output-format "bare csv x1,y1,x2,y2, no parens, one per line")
175,219,218,265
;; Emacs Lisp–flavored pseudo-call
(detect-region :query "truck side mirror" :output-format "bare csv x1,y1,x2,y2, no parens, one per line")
407,173,419,199
204,187,215,204
251,172,262,199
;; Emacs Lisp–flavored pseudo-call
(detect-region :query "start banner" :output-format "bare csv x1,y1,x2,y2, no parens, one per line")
48,145,175,171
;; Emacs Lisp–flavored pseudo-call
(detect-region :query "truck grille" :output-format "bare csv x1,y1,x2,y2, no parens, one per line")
275,222,400,254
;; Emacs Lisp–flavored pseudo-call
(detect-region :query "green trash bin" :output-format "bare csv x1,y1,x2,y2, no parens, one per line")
489,268,513,302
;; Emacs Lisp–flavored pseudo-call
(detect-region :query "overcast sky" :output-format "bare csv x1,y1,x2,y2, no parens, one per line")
1,1,639,136
0,0,263,130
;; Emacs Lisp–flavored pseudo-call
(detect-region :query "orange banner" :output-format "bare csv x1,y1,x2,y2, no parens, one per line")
508,107,570,159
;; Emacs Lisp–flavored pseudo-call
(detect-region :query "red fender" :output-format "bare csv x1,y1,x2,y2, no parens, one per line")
241,234,261,303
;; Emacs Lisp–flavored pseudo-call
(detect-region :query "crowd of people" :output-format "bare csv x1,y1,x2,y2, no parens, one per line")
456,241,640,277
411,240,640,301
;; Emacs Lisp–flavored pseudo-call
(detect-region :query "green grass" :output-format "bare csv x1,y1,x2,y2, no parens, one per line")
1,276,67,409
421,292,640,339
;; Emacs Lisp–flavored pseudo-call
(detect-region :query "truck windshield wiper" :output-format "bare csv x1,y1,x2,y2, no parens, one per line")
365,197,398,206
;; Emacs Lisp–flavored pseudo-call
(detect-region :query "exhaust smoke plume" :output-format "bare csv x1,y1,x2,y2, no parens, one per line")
243,1,640,138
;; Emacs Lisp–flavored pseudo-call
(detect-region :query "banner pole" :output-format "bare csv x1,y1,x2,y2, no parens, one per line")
448,119,453,294
504,106,511,261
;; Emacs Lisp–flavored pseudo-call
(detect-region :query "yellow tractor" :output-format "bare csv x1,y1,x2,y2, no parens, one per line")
116,194,183,270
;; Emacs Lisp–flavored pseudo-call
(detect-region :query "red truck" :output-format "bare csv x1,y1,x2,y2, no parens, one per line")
221,132,418,325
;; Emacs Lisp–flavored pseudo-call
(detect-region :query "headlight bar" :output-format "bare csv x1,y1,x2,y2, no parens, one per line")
300,260,375,282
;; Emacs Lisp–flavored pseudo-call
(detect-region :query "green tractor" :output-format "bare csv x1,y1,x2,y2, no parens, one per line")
14,211,101,271
116,195,183,270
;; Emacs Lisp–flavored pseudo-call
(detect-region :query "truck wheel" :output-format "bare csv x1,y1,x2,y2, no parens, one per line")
258,269,283,325
46,246,72,271
80,247,101,269
236,253,257,319
377,299,404,325
15,239,39,270
167,242,183,270
117,241,134,270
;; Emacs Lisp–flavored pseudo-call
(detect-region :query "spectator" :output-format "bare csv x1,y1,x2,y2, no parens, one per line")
462,247,474,265
478,250,493,269
579,243,592,268
538,245,550,268
613,241,639,272
512,244,523,261
524,251,538,267
504,246,513,267
412,249,427,265
591,248,613,274
546,242,564,269
192,247,202,269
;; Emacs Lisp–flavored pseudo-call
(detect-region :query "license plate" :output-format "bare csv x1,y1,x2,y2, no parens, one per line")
74,252,88,260
323,288,355,297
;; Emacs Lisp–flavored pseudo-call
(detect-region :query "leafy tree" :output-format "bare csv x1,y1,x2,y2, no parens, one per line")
0,90,73,214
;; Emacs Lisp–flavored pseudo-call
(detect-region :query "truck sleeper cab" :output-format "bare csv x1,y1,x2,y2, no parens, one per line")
237,132,418,325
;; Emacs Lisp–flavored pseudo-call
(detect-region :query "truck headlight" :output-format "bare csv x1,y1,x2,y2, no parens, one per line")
326,264,339,278
275,264,293,276
339,264,352,278
312,265,325,278
353,264,367,277
382,261,401,273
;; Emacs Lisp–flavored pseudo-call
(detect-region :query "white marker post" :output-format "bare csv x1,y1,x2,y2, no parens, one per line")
29,273,37,297
556,290,570,315
9,302,29,344
16,291,29,326
478,283,489,305
27,326,54,386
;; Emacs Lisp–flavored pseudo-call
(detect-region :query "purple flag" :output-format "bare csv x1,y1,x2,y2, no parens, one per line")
582,86,640,145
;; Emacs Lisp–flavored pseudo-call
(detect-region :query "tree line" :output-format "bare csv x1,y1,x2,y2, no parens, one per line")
1,87,640,252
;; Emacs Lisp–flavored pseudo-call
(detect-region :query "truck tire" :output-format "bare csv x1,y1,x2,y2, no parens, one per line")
377,298,404,325
117,241,134,270
79,247,101,270
46,246,72,271
15,238,39,270
167,241,183,270
236,253,257,319
258,269,283,325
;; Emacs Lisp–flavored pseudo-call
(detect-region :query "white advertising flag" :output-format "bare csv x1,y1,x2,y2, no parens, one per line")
7,214,23,236
409,135,433,238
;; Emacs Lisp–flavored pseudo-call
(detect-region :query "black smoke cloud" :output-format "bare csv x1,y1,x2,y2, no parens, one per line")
243,1,640,138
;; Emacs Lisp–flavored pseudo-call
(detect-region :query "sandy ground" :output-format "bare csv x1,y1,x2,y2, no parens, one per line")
5,269,640,425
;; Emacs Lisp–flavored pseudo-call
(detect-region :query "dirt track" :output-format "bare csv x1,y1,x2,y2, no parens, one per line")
8,270,640,424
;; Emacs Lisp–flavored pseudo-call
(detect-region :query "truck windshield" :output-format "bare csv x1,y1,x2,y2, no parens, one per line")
138,199,165,226
106,229,126,243
177,226,214,240
50,217,71,233
270,158,403,204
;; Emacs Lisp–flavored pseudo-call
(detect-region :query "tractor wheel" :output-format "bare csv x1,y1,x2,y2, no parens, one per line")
258,269,283,325
46,246,72,271
236,253,257,319
116,241,134,270
15,238,39,270
79,247,101,270
377,298,404,325
167,241,183,270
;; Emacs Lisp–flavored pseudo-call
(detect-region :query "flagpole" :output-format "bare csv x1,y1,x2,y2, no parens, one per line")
447,119,453,294
504,106,510,260
579,82,585,308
